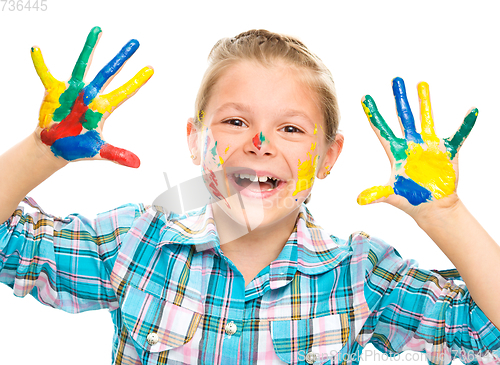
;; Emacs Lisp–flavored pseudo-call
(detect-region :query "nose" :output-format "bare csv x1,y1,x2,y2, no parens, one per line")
245,131,275,157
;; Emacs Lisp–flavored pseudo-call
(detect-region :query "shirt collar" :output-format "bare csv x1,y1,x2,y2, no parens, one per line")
157,203,349,278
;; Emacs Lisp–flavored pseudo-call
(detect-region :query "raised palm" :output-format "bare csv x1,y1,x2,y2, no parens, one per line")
31,26,153,167
358,77,477,210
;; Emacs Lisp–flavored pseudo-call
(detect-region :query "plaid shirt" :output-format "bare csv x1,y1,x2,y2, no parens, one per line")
0,198,499,365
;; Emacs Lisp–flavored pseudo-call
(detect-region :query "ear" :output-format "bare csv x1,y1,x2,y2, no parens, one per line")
317,133,344,179
187,117,201,165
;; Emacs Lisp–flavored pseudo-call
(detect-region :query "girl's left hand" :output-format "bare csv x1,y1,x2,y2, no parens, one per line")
357,77,477,219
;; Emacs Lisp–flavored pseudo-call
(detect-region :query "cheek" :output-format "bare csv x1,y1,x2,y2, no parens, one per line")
290,140,321,196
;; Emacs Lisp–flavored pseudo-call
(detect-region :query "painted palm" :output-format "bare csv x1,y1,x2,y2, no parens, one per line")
358,77,477,206
31,26,153,168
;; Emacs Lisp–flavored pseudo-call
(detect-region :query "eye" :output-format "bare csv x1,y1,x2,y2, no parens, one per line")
223,118,247,127
281,125,303,133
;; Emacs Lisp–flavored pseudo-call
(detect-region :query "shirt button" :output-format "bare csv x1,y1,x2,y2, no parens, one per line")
305,351,317,364
146,332,159,345
225,321,237,335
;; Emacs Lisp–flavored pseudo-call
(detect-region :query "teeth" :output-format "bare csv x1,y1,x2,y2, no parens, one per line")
234,173,279,183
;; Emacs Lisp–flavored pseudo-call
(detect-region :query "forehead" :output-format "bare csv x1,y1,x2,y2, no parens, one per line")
205,60,323,124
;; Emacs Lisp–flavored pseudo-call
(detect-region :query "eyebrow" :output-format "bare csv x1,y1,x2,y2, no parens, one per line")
213,102,314,124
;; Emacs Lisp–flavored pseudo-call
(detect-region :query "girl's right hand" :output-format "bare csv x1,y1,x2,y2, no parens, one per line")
31,26,154,168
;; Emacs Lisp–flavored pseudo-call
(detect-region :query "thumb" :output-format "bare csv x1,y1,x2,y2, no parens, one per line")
99,143,140,168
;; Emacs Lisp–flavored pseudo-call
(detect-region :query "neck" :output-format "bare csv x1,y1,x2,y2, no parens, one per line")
212,204,300,286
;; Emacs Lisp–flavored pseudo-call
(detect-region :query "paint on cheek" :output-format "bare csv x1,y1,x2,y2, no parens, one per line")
404,142,455,199
311,142,316,150
205,170,231,208
313,124,318,135
225,145,230,154
292,152,318,196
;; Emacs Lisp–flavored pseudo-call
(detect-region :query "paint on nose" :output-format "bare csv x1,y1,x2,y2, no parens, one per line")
253,132,266,150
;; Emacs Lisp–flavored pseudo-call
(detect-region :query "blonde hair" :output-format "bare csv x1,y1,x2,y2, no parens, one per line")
194,29,340,143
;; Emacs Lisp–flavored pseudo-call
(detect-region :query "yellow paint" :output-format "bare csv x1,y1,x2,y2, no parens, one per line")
31,47,66,128
311,142,316,150
362,103,372,119
357,185,394,205
313,124,318,135
225,145,230,154
219,156,224,165
89,67,154,114
293,152,318,196
404,142,455,199
417,82,439,144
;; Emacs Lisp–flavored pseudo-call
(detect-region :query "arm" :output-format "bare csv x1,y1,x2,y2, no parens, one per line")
0,26,153,224
358,78,500,329
351,233,500,364
0,199,144,312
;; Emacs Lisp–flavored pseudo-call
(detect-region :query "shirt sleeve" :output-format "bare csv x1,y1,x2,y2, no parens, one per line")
351,233,500,365
0,198,145,314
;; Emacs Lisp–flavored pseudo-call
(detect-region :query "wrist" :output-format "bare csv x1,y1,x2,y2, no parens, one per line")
29,131,69,171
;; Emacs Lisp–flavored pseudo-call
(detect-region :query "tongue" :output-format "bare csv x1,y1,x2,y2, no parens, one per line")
259,181,274,190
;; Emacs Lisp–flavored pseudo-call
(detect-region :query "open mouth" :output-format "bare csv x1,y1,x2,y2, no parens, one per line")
233,173,282,191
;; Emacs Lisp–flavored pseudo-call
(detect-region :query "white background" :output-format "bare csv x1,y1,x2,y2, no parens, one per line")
0,0,499,364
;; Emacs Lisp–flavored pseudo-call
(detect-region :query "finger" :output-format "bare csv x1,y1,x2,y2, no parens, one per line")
99,143,140,168
88,66,154,114
30,47,63,90
392,77,423,144
83,39,140,105
444,108,478,160
357,185,395,205
362,95,408,163
417,82,439,144
71,26,102,83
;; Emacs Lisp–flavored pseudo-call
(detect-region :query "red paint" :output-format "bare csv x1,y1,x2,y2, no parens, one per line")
206,169,230,208
100,143,140,168
40,93,86,146
252,133,262,150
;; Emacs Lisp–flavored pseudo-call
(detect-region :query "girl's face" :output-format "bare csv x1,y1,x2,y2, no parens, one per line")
188,61,343,233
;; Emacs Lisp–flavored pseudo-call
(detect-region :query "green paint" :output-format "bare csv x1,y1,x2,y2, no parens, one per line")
82,109,102,130
210,141,218,158
53,82,85,121
31,47,34,52
363,96,408,162
72,27,101,81
259,131,267,144
444,108,478,160
53,27,102,122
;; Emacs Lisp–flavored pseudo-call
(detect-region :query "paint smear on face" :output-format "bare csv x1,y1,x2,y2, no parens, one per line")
225,145,230,154
313,124,318,135
311,142,316,150
202,131,230,208
404,142,455,199
252,132,267,150
293,152,318,196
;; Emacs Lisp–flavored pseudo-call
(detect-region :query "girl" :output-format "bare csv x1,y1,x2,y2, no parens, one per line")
0,27,499,365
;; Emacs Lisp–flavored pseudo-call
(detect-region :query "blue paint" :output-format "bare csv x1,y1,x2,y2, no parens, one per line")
393,175,432,206
83,39,140,105
51,130,106,161
392,77,423,144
